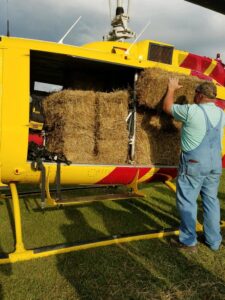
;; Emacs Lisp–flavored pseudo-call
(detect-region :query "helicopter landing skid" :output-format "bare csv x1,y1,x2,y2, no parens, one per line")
0,182,224,265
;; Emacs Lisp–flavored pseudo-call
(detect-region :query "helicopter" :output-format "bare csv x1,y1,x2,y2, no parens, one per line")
0,0,225,263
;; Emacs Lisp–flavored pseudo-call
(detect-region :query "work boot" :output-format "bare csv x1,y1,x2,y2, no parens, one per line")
170,238,198,253
198,234,221,251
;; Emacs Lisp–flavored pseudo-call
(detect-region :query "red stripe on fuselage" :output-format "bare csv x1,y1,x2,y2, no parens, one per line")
209,63,225,86
147,167,178,183
180,53,225,86
180,53,212,73
97,167,150,185
222,156,225,168
191,71,212,81
214,99,225,110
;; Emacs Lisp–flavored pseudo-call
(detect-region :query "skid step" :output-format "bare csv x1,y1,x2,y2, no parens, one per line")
55,193,144,205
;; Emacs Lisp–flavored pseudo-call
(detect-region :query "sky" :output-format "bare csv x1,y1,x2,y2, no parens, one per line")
0,0,225,60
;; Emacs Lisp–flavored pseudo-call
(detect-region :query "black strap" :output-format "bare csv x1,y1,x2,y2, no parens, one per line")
40,162,46,209
29,142,71,165
56,162,61,201
29,142,71,207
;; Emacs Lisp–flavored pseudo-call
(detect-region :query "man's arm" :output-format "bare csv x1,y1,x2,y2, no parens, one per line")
163,78,183,115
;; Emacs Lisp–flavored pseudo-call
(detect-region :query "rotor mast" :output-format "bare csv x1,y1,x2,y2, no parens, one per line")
105,0,135,41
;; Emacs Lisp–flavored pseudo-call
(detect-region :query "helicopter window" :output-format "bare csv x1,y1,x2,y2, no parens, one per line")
34,82,63,93
148,43,173,65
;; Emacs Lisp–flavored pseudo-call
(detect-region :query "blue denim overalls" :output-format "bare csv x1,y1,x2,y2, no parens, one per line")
176,104,222,250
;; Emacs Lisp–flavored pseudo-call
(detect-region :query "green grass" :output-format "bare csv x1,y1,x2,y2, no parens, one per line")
0,173,224,300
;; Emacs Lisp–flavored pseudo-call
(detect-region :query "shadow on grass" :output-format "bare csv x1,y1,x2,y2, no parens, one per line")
127,198,179,227
57,202,168,299
0,199,15,298
0,199,12,298
0,246,12,300
57,194,225,299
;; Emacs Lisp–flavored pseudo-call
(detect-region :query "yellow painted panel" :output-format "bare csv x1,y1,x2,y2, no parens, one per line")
0,49,2,184
138,167,160,183
176,51,189,66
2,162,116,185
222,134,225,157
216,86,225,101
1,47,30,182
0,49,2,98
204,60,217,76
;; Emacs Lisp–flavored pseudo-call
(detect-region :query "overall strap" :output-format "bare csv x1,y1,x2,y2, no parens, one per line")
198,105,211,130
198,104,223,129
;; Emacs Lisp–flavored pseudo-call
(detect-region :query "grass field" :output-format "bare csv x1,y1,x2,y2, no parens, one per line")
0,173,224,300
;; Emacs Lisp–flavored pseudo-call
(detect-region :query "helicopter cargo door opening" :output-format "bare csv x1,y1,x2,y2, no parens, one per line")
29,50,139,165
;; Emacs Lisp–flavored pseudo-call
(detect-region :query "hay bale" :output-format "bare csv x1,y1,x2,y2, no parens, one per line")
43,90,129,165
135,67,195,165
136,67,204,109
135,112,152,165
42,81,182,166
135,110,181,165
43,90,96,163
95,91,129,164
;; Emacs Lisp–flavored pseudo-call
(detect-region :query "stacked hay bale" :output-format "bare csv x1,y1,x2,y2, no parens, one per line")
135,68,204,165
135,110,181,165
95,91,129,164
135,111,152,165
136,67,203,109
43,90,96,163
42,67,205,166
43,90,129,164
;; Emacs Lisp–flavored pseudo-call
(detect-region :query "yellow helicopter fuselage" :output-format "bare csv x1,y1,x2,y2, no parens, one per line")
1,36,225,186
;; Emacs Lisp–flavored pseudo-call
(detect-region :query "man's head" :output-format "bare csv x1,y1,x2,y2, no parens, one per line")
194,81,217,104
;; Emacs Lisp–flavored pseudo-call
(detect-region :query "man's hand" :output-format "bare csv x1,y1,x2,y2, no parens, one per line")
168,78,183,92
163,78,183,115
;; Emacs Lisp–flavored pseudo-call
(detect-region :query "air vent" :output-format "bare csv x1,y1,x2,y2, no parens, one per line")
148,43,173,64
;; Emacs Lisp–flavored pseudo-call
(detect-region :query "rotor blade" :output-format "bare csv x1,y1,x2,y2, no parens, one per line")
185,0,225,15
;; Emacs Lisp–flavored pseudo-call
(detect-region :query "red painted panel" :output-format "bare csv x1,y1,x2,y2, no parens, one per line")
97,167,150,185
158,168,178,178
191,70,212,81
147,168,178,183
180,53,201,71
214,99,225,110
209,63,225,85
180,53,225,86
29,133,44,146
222,156,225,168
180,53,211,73
202,57,212,71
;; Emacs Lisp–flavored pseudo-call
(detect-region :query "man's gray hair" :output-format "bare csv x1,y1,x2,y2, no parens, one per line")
195,81,217,99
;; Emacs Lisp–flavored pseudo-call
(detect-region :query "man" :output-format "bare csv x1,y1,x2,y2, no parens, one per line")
163,78,225,251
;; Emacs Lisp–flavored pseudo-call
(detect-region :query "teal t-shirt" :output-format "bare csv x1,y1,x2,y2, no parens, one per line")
171,103,225,152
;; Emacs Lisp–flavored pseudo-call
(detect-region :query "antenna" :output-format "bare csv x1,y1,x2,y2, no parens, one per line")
127,0,130,15
6,0,10,36
58,16,82,44
125,20,151,55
